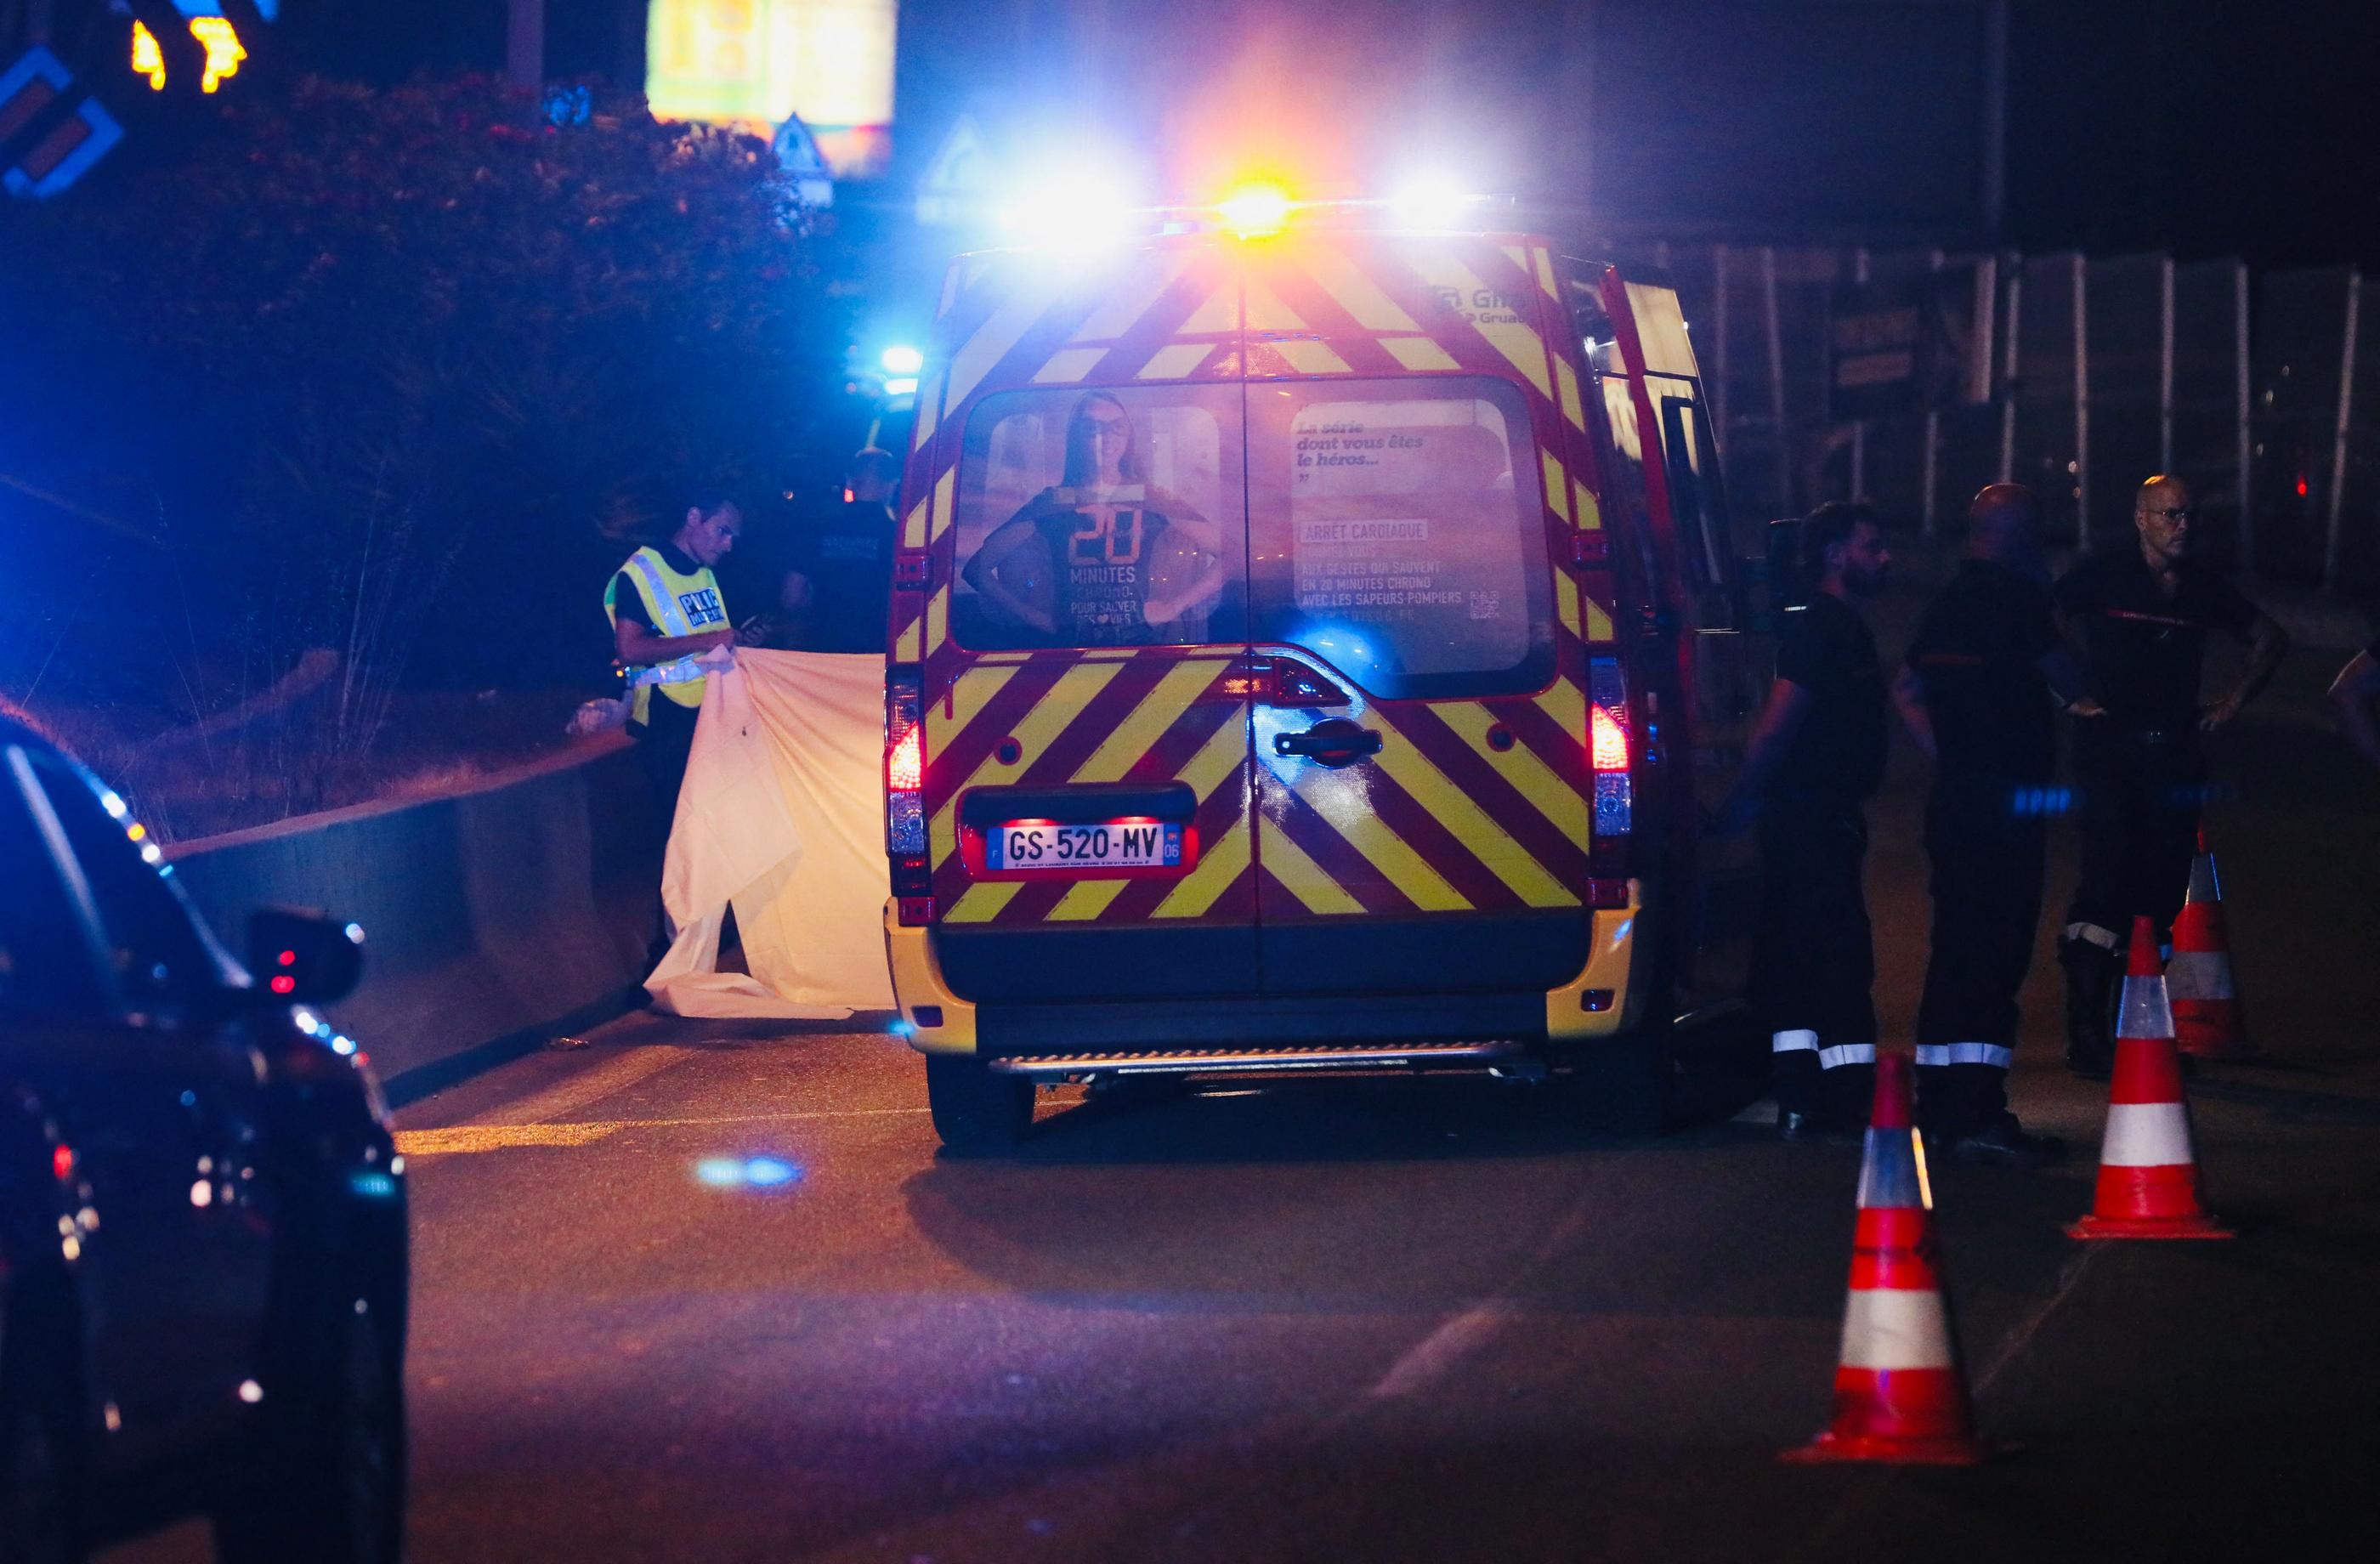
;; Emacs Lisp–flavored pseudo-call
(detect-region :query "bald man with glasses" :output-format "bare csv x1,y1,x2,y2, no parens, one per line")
2050,475,2288,1076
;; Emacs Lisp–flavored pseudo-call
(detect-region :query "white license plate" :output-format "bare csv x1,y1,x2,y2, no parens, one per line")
988,820,1182,871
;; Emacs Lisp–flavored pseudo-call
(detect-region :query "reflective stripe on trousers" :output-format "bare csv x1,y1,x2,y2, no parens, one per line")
1913,1041,2015,1070
1772,1030,1878,1070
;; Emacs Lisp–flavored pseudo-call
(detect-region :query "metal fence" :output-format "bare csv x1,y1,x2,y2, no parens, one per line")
1648,241,2372,593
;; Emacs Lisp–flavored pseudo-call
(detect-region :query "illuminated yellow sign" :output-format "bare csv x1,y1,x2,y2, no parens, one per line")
646,0,895,174
131,17,247,94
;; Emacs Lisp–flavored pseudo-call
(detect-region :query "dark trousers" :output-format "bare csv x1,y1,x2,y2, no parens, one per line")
1751,796,1877,1123
1915,775,2048,1133
630,696,700,970
631,694,700,829
2066,725,2205,954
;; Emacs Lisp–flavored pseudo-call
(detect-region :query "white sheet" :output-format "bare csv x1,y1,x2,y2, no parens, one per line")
643,649,896,1018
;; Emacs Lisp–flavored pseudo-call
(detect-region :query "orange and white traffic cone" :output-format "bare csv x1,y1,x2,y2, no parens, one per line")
1785,1052,1986,1466
2068,916,2235,1241
2169,824,2248,1059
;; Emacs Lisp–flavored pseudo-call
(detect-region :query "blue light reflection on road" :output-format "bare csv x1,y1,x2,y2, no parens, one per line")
695,1157,805,1191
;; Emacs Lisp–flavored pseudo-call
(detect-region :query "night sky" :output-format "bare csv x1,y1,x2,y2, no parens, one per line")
49,0,2380,269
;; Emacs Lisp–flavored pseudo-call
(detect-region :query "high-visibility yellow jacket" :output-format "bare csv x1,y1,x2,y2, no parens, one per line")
604,545,727,723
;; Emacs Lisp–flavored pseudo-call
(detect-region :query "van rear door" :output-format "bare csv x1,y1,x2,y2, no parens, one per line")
1238,237,1602,997
1566,264,1763,1015
904,245,1260,1004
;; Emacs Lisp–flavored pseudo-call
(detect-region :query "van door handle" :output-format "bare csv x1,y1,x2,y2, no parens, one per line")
1274,722,1382,766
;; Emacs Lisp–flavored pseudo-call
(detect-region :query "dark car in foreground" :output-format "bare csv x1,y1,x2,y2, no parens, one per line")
0,714,407,1562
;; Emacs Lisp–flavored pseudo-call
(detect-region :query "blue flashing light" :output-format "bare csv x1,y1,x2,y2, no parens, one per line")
888,1018,916,1037
880,344,924,376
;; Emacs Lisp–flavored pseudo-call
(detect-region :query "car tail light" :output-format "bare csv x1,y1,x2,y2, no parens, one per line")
886,666,928,871
888,663,934,926
1588,656,1633,841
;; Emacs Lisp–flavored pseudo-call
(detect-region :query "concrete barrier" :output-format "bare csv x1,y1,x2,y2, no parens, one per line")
166,738,661,1104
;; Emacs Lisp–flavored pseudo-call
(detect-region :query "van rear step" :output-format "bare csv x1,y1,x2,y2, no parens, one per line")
984,1040,1525,1077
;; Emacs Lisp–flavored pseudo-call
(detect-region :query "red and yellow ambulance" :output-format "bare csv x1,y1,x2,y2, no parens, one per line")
882,196,1764,1151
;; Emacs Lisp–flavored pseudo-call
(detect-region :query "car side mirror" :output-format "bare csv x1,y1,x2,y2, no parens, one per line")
247,908,365,1006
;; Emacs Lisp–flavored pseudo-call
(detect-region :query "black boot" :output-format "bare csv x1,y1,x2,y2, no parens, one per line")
2060,936,2120,1079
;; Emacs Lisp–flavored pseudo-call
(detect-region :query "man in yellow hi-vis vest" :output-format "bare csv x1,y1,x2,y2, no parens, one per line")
604,492,743,815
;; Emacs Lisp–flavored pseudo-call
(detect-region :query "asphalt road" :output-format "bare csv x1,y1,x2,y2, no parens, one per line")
110,621,2380,1563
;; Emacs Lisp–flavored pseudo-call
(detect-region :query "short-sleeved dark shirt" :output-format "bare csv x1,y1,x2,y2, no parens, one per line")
794,501,896,652
1906,558,2059,783
1771,591,1888,804
981,490,1184,649
2054,547,2258,731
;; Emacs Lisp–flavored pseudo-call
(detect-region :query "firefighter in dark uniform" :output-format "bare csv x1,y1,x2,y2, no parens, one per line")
1717,502,1891,1140
2054,474,2288,1075
1894,484,2092,1164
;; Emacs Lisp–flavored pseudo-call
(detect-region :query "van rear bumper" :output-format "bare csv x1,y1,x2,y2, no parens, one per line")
887,884,1640,1061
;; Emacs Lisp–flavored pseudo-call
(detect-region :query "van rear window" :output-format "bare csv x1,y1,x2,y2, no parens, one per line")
1248,377,1554,699
949,386,1247,651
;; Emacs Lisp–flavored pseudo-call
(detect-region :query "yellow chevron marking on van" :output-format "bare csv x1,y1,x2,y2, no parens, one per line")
1070,249,1194,342
913,369,944,448
1502,245,1530,275
1575,479,1601,530
1139,342,1214,379
1153,814,1250,919
1301,251,1421,332
1244,281,1308,333
929,663,1018,754
1272,339,1352,376
1555,571,1582,638
1431,701,1591,847
1584,598,1614,640
894,614,922,663
902,496,930,550
928,467,957,542
1255,823,1365,915
1365,709,1575,907
946,280,1057,414
1381,336,1460,371
1543,450,1570,521
1429,258,1553,400
1534,248,1559,298
925,584,949,652
1536,676,1586,735
1074,660,1230,783
1556,356,1586,430
1178,281,1238,335
1295,773,1468,912
944,881,1025,923
978,649,1141,664
1047,878,1133,921
930,660,1127,868
1033,347,1107,384
1176,709,1251,799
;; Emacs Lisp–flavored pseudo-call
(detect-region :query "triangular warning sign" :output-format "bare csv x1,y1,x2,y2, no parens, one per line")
916,113,991,228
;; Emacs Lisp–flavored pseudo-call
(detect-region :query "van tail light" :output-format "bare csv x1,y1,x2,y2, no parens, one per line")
1587,654,1634,847
887,666,932,923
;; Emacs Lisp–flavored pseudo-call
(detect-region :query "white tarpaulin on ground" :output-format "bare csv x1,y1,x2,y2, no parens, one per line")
643,649,895,1017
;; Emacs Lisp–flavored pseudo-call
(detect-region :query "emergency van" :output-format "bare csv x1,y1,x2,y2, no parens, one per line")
882,203,1768,1151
